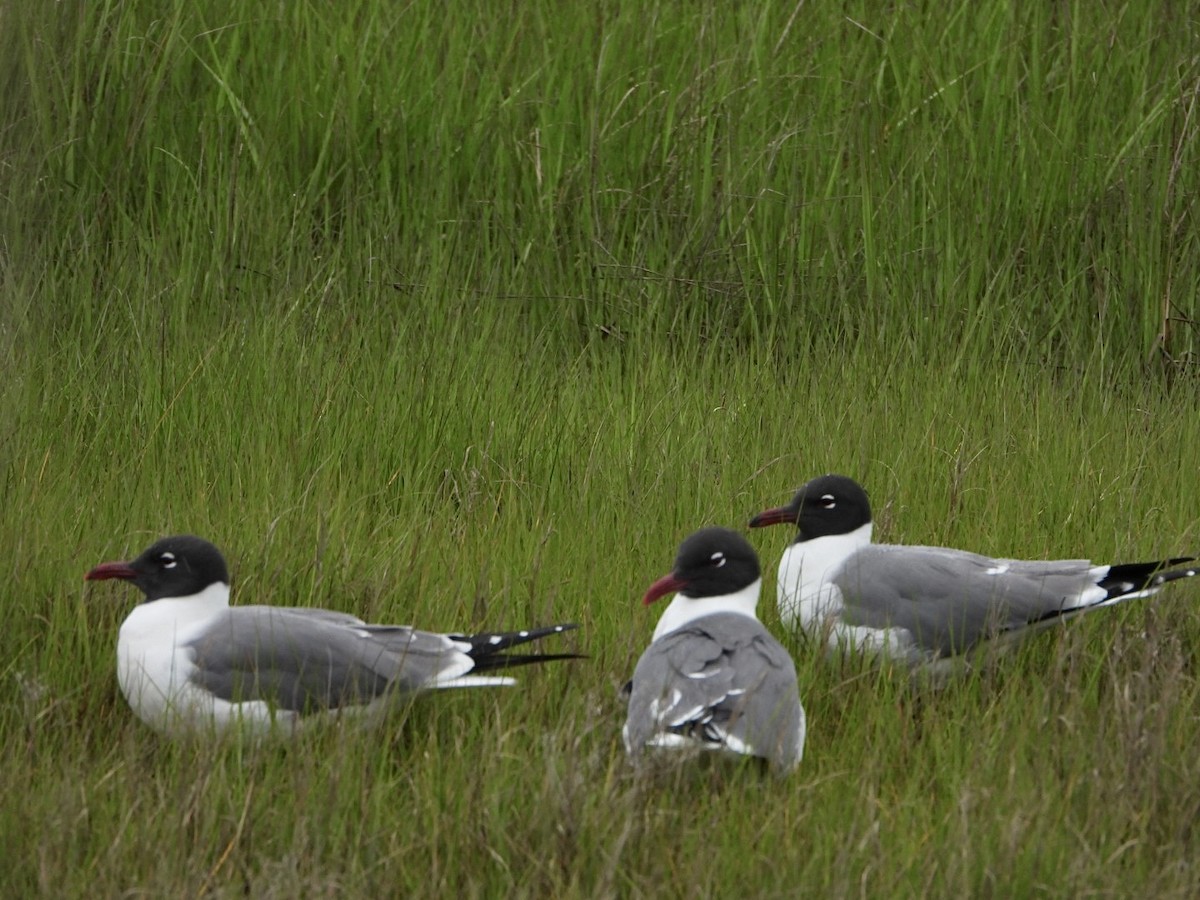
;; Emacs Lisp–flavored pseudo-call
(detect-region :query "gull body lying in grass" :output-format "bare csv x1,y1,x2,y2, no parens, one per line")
750,474,1197,675
86,534,580,737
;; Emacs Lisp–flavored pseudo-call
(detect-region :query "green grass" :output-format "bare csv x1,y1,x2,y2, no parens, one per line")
3,0,1200,895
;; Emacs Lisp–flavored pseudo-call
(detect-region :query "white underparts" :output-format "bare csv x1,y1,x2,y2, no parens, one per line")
775,523,872,633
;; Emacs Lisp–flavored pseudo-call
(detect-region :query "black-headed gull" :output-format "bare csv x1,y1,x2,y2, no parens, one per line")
85,534,580,736
750,474,1197,673
623,527,805,773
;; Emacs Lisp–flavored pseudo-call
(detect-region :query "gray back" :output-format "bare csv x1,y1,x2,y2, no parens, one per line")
626,612,803,771
187,606,462,713
835,544,1101,655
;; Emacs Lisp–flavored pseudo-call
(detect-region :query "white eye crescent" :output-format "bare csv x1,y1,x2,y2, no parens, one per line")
820,494,836,509
710,551,726,568
160,552,177,569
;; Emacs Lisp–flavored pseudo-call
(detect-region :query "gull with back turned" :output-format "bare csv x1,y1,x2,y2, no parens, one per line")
623,526,805,773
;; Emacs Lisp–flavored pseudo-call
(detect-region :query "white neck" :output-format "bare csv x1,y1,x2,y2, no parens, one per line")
777,522,872,628
118,581,232,645
651,578,762,642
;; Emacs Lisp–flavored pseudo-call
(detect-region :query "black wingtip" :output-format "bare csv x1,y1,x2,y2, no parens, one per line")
1101,558,1198,600
453,622,579,655
470,651,588,672
666,720,728,747
453,623,582,670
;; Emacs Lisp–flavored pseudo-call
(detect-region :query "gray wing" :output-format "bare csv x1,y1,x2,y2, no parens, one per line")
625,612,803,771
834,545,1104,656
187,607,469,713
275,607,368,627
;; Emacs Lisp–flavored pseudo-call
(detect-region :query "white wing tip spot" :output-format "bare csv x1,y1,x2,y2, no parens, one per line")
722,733,755,756
519,630,529,638
488,635,503,645
985,565,1009,575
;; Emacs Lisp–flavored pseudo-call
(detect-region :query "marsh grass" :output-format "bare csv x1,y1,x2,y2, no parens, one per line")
3,0,1200,895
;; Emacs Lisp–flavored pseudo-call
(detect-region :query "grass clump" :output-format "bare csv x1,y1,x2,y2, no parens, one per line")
2,0,1200,896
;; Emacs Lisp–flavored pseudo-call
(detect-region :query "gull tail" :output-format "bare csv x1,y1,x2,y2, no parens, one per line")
454,623,584,672
1016,558,1198,633
1099,557,1197,601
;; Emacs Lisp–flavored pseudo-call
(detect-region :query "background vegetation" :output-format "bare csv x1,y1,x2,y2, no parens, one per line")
3,0,1199,895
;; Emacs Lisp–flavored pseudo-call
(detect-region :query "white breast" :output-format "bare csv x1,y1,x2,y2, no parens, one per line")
776,524,931,666
115,583,288,736
775,524,872,631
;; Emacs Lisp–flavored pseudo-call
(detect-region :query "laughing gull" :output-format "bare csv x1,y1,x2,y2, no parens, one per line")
84,534,580,737
749,474,1198,674
623,527,805,773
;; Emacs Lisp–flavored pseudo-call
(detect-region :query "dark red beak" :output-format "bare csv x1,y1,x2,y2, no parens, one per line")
84,561,137,582
748,505,797,528
642,573,687,606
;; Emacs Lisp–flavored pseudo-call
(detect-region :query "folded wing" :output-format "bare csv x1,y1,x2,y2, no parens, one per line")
625,613,803,770
186,607,478,713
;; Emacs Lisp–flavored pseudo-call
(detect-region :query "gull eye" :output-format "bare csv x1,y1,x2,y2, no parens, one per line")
709,551,726,568
820,494,836,509
159,552,177,569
